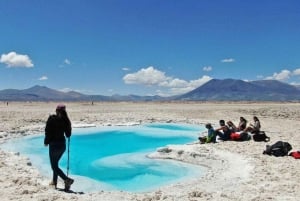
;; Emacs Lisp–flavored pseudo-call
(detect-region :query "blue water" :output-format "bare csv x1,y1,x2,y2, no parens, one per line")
1,123,206,192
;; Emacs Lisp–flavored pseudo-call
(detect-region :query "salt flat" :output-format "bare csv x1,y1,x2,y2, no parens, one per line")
0,101,300,201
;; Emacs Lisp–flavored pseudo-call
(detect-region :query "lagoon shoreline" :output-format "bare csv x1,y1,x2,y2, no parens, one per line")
1,102,300,201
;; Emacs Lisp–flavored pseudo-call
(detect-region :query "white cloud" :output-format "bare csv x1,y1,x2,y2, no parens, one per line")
160,78,188,88
0,51,34,68
59,88,73,92
64,59,71,65
203,66,212,72
292,68,300,76
189,76,212,88
165,76,212,96
59,88,94,94
122,67,130,71
38,76,48,81
123,66,170,85
221,58,235,63
123,66,212,96
265,69,291,81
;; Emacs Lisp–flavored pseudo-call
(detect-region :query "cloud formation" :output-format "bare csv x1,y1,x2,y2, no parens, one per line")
123,66,212,96
38,76,48,81
221,58,235,63
203,66,212,72
123,66,169,86
0,51,34,68
64,59,71,65
266,69,291,81
265,68,300,82
293,68,300,76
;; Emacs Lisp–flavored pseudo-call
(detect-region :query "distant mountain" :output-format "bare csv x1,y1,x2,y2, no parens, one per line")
177,79,300,101
0,85,165,101
294,84,300,90
0,85,90,101
1,80,300,101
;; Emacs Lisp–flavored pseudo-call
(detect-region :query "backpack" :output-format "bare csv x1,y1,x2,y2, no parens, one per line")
253,131,270,142
230,133,241,141
239,132,251,141
230,132,251,141
289,151,300,159
263,141,292,157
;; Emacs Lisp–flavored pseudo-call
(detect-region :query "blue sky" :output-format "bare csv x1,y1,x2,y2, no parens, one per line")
1,0,300,96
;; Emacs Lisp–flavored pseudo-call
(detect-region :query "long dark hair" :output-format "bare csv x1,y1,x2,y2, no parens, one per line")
240,117,247,123
57,109,71,129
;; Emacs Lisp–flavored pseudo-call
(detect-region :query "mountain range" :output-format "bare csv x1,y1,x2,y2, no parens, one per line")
177,79,300,101
0,79,300,101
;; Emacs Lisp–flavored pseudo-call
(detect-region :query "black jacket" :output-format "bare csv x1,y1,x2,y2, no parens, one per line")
44,115,71,145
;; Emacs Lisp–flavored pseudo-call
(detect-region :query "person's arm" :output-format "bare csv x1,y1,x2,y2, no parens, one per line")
228,121,237,130
215,127,221,131
65,122,72,138
253,121,260,130
63,116,72,138
44,115,54,145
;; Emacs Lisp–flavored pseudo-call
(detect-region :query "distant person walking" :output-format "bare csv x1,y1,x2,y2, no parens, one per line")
44,104,74,191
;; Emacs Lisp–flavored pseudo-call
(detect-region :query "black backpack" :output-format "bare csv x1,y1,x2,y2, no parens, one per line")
263,141,292,157
239,132,251,141
253,131,270,142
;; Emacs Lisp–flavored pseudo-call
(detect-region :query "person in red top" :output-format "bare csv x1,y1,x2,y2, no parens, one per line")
44,104,74,191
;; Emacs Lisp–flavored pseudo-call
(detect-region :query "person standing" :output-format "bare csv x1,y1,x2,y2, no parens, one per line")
44,104,74,191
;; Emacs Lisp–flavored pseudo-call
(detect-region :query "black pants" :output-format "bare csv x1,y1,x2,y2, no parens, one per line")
49,142,68,183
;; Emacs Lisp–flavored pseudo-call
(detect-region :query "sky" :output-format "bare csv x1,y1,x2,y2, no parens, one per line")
1,0,300,96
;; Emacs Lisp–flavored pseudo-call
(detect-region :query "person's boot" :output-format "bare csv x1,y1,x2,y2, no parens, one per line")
64,178,74,191
49,181,57,189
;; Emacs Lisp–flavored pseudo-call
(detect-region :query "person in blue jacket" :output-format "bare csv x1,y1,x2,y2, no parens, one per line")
199,123,216,143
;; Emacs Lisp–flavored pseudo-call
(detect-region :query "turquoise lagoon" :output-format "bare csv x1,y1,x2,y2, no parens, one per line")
2,123,206,192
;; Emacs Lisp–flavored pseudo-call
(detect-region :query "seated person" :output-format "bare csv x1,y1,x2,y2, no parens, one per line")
244,116,261,133
226,120,236,132
198,123,216,143
237,117,247,131
227,117,247,132
215,120,232,141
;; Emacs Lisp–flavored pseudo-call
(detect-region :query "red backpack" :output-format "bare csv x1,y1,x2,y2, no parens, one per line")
230,133,241,141
289,151,300,159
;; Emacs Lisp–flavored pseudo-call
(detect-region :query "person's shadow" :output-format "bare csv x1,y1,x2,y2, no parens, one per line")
56,188,84,195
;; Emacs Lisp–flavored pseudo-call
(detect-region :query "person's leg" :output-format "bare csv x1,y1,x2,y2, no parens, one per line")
212,135,217,143
52,172,58,186
49,143,68,182
215,131,225,140
224,130,232,141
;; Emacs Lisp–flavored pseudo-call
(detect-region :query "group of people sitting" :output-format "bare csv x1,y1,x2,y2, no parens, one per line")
199,116,261,143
